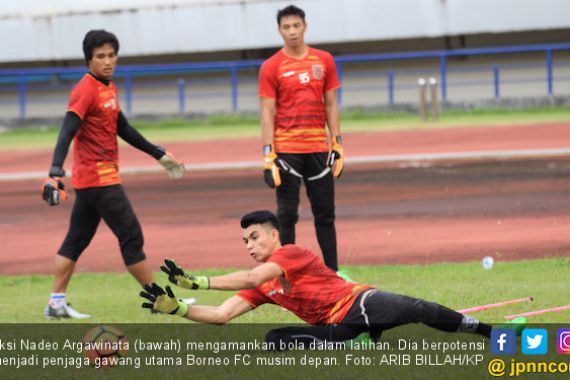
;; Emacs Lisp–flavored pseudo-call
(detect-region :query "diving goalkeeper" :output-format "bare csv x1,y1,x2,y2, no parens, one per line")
140,210,494,347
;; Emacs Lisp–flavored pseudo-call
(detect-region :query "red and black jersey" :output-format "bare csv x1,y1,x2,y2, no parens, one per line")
258,47,340,154
67,74,121,189
237,245,371,325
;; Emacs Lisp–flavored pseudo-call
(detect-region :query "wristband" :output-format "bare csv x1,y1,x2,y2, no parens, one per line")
175,300,189,317
152,145,166,160
49,166,66,178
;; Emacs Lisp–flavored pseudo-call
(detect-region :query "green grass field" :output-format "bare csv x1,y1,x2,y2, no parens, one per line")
1,106,569,150
2,257,568,323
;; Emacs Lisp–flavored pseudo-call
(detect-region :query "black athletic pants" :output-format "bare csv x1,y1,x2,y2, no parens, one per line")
58,184,145,266
265,289,488,350
276,152,338,271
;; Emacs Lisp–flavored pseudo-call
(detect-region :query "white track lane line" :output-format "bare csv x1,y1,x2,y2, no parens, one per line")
1,147,570,182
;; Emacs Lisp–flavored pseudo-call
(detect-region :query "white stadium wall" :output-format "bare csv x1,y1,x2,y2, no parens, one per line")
1,0,570,63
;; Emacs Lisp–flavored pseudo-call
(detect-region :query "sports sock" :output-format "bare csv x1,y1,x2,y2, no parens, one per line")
475,321,492,338
425,305,492,338
49,293,66,308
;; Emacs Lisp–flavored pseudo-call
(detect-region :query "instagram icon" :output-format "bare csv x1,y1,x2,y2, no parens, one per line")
558,329,570,354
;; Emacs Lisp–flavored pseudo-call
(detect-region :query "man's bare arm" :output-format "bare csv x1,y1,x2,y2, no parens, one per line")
260,97,276,146
209,262,283,290
182,295,253,324
324,89,341,138
161,259,282,291
140,284,254,324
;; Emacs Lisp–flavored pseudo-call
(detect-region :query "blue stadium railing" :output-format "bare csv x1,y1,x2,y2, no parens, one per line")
1,42,569,119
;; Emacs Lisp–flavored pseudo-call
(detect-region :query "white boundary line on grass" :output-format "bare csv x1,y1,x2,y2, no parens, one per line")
1,147,570,182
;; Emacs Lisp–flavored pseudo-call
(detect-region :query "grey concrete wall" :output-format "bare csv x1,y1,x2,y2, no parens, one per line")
2,0,570,63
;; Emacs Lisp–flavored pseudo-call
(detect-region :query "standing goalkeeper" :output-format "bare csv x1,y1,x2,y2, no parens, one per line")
42,29,185,319
259,5,345,276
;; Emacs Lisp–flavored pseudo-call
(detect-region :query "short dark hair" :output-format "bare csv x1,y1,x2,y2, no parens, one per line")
82,29,119,66
240,210,280,232
277,5,306,25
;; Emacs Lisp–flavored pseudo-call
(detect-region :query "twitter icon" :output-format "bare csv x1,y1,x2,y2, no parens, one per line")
522,329,548,355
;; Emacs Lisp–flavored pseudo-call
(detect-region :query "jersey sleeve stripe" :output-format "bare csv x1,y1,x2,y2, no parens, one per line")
67,108,85,120
325,84,341,92
259,92,276,99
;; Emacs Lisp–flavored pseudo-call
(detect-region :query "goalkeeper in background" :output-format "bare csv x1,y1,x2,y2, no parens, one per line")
259,5,346,277
140,211,496,348
42,29,185,319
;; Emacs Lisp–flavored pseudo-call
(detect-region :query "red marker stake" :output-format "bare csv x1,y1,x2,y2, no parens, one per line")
458,296,534,314
504,305,570,320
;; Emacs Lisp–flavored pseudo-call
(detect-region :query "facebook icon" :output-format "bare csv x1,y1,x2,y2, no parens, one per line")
491,329,516,354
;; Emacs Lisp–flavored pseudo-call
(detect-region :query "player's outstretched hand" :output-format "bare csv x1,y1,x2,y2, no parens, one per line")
327,136,344,178
160,259,210,290
140,283,189,316
41,175,68,206
262,144,281,188
159,151,185,179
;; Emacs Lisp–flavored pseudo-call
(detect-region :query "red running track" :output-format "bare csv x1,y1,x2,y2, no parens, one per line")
1,122,569,275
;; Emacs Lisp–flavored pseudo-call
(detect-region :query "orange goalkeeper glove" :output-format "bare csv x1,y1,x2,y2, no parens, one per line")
41,167,68,206
327,136,344,178
263,144,281,188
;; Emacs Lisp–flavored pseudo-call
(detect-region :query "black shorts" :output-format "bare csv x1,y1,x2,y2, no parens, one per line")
58,184,145,266
342,289,439,328
265,289,443,348
275,152,335,224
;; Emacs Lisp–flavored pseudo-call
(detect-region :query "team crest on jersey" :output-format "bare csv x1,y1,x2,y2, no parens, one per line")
103,98,117,110
268,288,284,297
266,276,291,297
312,64,324,80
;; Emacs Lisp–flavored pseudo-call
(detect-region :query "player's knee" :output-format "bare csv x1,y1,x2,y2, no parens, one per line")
311,201,335,225
58,237,91,261
57,249,82,262
122,249,146,266
278,213,298,227
401,297,439,324
119,230,145,266
314,212,335,227
117,223,145,265
277,204,299,226
120,236,145,265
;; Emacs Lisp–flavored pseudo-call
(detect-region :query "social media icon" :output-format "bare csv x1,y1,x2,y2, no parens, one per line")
522,329,548,355
491,329,516,354
558,329,570,354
